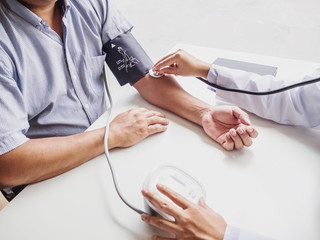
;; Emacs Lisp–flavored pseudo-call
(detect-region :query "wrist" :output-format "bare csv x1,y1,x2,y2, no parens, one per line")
107,125,120,150
95,127,107,153
198,106,214,126
197,61,211,79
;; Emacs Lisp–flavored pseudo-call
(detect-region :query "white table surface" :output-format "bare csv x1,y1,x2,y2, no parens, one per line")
0,44,319,240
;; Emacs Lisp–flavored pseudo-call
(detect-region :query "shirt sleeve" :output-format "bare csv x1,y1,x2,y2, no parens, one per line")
101,0,133,44
223,225,275,240
0,50,29,155
207,64,320,129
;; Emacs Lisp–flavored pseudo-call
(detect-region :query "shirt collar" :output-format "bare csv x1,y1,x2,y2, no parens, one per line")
3,0,71,27
4,0,44,28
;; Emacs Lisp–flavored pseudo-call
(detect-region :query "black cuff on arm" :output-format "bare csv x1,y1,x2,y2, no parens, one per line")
103,31,153,86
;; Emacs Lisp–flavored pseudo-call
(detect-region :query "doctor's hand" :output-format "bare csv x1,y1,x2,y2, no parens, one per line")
202,106,258,151
107,108,169,149
141,184,227,240
152,49,211,78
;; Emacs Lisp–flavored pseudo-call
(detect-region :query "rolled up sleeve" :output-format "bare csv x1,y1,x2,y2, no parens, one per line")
0,54,29,155
101,0,133,44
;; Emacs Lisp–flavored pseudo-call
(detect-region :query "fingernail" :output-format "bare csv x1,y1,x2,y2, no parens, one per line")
142,189,148,196
248,127,254,133
244,117,251,124
237,128,244,134
230,129,237,137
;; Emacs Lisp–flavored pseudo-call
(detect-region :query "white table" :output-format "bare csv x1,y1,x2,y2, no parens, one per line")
0,44,319,240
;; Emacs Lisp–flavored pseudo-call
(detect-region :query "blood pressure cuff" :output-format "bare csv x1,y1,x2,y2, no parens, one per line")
1,185,27,201
103,31,153,86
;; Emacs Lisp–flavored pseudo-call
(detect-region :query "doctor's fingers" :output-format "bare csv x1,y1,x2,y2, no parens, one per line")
142,189,182,219
153,49,181,69
149,236,175,240
154,54,180,74
141,214,181,235
156,184,191,210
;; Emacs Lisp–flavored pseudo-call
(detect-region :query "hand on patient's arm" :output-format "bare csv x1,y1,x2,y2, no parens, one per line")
141,184,227,240
152,49,211,79
108,108,169,148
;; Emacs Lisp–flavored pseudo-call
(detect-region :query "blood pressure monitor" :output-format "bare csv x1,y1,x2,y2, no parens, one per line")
143,166,206,220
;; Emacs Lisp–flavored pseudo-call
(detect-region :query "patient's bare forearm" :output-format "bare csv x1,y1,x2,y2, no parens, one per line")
0,128,105,188
134,74,213,126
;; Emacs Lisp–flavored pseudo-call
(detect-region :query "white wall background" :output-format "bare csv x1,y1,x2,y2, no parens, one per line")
114,0,320,63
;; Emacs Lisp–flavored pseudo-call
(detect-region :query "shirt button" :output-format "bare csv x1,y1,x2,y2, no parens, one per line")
84,103,89,109
72,74,77,80
35,25,41,31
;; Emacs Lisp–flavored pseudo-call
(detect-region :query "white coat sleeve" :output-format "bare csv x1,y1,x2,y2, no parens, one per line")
223,225,275,240
207,64,320,129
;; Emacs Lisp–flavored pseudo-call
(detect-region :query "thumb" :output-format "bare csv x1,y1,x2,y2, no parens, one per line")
232,107,251,125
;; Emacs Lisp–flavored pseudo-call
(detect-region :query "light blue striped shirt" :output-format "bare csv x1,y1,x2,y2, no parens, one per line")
0,0,132,155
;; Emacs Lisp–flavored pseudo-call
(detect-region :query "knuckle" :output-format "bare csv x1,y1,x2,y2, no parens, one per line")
170,192,179,201
132,112,140,118
136,119,144,125
158,219,166,225
159,201,169,209
149,217,164,226
138,127,148,135
127,109,134,115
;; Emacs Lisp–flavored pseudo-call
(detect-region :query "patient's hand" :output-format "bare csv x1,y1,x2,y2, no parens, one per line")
108,108,169,149
202,106,258,150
